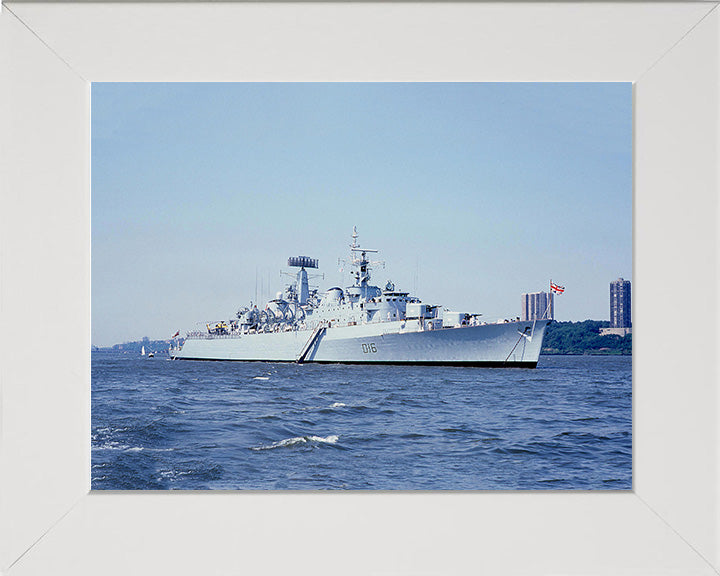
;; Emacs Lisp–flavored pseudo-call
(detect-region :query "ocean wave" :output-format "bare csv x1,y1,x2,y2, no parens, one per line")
95,426,129,434
251,435,339,451
258,414,282,421
94,441,131,451
602,478,629,484
93,441,174,453
157,463,223,483
490,446,539,455
315,402,348,413
153,404,185,415
305,401,349,413
552,431,616,441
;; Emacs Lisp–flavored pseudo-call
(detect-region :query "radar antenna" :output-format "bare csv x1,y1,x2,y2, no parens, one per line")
287,256,318,269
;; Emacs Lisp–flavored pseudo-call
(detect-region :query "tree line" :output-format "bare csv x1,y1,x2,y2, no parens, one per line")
541,320,631,355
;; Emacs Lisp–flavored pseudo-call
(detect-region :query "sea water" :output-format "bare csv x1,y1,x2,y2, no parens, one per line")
91,354,631,490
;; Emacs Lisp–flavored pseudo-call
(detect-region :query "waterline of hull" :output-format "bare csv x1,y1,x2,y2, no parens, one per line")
173,320,549,367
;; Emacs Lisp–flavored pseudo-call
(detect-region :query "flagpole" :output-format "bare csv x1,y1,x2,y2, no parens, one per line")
543,280,553,320
546,280,565,319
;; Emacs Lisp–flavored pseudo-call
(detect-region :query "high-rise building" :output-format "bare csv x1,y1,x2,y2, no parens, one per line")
521,291,554,321
610,278,632,328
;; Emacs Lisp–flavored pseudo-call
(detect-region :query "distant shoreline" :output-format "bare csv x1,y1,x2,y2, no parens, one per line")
540,320,631,356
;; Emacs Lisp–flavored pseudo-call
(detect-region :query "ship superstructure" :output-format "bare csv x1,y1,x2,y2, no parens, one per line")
171,228,549,367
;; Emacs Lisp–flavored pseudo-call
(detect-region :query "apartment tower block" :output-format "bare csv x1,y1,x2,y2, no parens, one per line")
521,291,554,321
610,278,632,328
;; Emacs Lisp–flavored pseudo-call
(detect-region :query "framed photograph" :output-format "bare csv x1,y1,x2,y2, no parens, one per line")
1,2,718,574
90,80,633,492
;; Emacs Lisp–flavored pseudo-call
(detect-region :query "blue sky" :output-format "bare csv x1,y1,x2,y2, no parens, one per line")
92,83,631,346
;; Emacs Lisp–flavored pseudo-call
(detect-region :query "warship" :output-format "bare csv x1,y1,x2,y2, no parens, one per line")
170,228,550,367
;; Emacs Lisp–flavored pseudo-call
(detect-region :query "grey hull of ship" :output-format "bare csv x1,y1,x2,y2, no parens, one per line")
173,319,549,367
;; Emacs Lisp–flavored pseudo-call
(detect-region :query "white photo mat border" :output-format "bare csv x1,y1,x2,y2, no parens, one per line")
1,2,719,574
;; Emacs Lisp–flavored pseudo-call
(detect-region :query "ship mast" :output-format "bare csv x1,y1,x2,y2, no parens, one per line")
286,256,320,304
349,226,382,287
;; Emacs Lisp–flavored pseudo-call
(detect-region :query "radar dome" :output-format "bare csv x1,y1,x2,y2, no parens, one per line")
324,287,344,303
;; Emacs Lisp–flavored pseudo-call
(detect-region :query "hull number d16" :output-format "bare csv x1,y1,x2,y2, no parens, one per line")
362,343,377,354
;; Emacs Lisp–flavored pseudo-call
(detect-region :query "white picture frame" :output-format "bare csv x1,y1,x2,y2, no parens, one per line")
1,2,718,574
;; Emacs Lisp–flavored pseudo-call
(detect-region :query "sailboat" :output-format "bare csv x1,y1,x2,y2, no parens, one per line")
141,345,145,356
